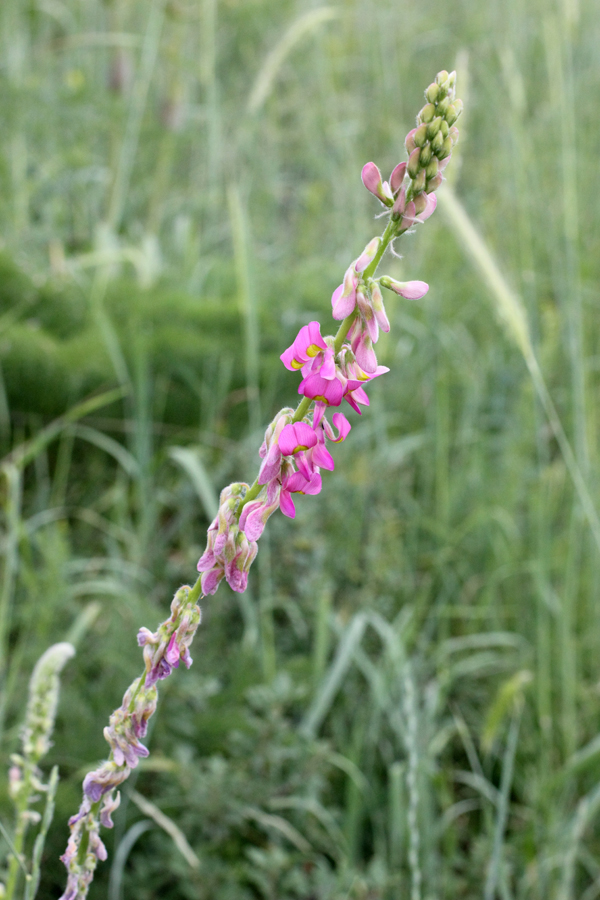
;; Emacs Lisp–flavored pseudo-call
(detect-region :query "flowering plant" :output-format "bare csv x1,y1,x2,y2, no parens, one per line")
58,68,462,899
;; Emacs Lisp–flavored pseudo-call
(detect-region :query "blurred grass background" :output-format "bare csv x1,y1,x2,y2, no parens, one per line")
1,0,600,897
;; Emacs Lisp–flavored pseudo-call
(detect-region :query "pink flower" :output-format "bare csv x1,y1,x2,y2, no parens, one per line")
278,422,318,456
280,321,328,372
299,372,345,407
280,470,323,519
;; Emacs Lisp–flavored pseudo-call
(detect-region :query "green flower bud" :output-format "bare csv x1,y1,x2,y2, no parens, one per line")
426,172,444,192
426,116,443,140
431,130,444,154
413,192,427,214
435,69,449,89
436,136,453,160
445,99,463,126
425,82,440,104
447,70,457,89
407,147,421,178
426,157,439,179
419,103,435,124
412,169,426,193
414,124,428,148
420,143,433,166
440,120,449,138
437,96,450,116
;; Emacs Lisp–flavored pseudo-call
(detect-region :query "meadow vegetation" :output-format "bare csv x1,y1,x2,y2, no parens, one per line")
1,0,600,897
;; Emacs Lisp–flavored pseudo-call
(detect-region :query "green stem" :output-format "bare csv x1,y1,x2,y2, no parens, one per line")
5,762,33,900
362,217,397,281
76,801,101,866
333,311,357,355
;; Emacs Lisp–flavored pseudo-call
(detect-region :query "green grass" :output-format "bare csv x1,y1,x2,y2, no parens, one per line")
1,0,600,897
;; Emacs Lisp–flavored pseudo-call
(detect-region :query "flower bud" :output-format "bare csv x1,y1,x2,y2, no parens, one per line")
449,125,460,146
445,99,463,125
440,120,450,138
425,172,443,192
412,169,426,193
436,137,453,160
437,96,450,116
426,157,439,179
392,186,406,217
405,127,417,154
427,116,443,140
431,131,444,154
419,103,435,124
413,192,427,214
407,147,421,178
419,144,433,166
425,82,440,103
435,70,450,89
414,124,428,148
390,161,407,193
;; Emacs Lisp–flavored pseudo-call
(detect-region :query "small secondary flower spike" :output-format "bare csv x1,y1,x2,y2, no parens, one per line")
59,69,461,898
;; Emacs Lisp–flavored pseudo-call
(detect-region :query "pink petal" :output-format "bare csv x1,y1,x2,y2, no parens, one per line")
417,192,437,221
353,333,378,374
354,237,380,274
279,489,296,518
361,161,383,198
278,422,317,456
299,374,344,406
312,443,335,470
390,161,407,193
239,500,263,533
371,283,390,332
201,566,225,595
330,412,351,442
331,283,357,320
302,472,322,495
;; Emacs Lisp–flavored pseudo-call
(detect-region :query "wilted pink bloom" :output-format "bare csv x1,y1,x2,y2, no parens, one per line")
239,480,281,541
199,559,225,596
258,412,291,484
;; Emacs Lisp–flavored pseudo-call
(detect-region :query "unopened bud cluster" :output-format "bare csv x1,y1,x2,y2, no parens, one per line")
405,69,461,202
361,69,461,233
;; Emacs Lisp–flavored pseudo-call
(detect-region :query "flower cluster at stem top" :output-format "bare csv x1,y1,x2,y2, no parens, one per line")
197,69,461,597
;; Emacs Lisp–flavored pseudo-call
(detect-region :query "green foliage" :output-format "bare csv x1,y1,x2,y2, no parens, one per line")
1,0,600,898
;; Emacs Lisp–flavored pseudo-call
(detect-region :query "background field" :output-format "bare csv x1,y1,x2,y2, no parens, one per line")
1,0,600,897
